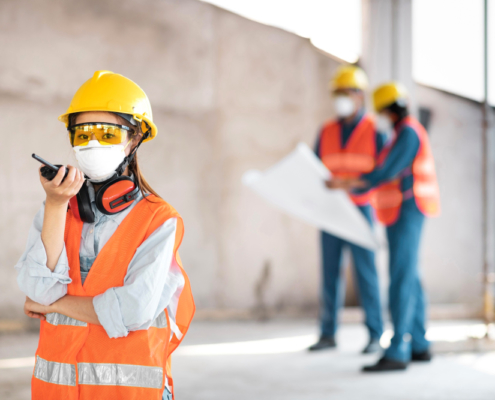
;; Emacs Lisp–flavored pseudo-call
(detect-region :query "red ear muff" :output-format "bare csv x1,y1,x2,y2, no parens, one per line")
95,176,140,215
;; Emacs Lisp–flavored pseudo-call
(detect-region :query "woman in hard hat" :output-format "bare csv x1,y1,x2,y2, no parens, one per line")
15,71,194,399
353,82,440,372
310,65,384,354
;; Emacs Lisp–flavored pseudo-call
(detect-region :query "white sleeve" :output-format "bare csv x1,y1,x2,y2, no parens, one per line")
15,204,72,306
93,218,183,339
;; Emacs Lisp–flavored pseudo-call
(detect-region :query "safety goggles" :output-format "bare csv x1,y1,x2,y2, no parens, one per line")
68,123,134,147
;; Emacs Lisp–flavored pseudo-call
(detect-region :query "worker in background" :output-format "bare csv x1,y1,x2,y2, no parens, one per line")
310,65,384,354
354,82,440,371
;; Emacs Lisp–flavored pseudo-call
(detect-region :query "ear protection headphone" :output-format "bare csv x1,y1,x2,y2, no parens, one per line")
68,116,150,223
69,176,140,223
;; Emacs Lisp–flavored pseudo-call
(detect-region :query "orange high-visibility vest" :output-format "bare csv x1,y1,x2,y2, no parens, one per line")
319,114,377,205
371,116,440,226
32,196,195,400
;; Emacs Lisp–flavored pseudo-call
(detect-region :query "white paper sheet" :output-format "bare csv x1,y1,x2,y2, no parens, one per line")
242,143,378,250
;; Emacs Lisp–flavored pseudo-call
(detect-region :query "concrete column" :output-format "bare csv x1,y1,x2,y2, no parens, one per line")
361,0,415,111
360,0,416,308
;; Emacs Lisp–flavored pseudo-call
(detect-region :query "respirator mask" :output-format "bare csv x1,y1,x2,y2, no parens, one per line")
334,95,356,118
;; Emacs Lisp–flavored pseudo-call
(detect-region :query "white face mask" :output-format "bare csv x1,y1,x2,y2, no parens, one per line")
74,140,127,182
334,95,356,118
376,114,394,138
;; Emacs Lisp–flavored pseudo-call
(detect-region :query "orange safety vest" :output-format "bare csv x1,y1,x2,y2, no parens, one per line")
319,114,377,205
31,195,195,400
371,116,441,226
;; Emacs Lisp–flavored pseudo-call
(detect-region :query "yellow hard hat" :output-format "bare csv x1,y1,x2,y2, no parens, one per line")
330,65,368,92
373,82,408,112
59,70,157,142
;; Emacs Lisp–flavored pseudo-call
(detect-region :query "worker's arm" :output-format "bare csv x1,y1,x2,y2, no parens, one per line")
25,218,182,339
16,204,72,306
92,218,181,338
40,166,84,271
24,295,101,325
24,217,180,341
354,126,420,192
53,296,101,325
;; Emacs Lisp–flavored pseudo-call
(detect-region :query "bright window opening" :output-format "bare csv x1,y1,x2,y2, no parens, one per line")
413,0,495,104
200,0,362,63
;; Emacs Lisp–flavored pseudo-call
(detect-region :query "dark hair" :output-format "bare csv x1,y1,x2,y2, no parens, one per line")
68,112,160,199
385,100,409,123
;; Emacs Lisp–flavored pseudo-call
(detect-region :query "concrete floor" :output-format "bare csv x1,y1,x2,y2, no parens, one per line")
1,319,495,400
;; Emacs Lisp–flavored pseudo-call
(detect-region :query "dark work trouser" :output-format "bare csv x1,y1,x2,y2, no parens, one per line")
319,204,383,340
384,198,429,362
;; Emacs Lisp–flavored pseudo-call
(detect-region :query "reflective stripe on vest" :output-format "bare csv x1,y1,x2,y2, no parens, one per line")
322,153,375,174
34,356,164,389
46,313,87,327
34,356,76,386
78,362,163,389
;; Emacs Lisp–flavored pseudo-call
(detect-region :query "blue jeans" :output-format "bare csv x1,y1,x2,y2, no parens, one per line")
384,198,429,362
319,204,383,339
163,388,172,400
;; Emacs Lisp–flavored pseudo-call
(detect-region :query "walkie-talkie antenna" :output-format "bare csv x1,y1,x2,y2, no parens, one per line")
32,154,60,172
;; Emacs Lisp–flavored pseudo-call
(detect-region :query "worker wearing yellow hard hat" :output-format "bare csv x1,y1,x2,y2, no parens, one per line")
348,82,440,372
309,65,384,354
372,82,409,114
17,70,194,399
58,70,158,143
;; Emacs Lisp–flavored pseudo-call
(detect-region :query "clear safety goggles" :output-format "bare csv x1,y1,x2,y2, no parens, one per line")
68,123,134,147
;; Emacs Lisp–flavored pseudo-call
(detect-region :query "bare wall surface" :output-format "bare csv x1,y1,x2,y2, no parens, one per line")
0,0,484,320
416,85,483,307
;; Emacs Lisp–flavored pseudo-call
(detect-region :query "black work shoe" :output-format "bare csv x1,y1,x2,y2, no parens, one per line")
362,356,408,372
362,338,382,354
411,349,432,362
308,336,336,351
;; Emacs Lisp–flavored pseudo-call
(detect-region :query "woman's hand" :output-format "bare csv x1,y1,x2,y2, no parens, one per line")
326,179,348,190
325,178,369,191
40,165,85,207
24,297,50,321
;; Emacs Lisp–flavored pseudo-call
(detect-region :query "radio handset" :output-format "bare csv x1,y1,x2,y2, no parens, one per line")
32,154,69,182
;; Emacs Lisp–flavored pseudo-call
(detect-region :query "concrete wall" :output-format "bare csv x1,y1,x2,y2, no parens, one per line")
0,0,486,321
416,85,484,308
361,0,416,109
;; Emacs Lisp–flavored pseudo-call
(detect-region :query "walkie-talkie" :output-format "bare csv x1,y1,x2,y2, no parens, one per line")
32,154,69,182
32,153,95,223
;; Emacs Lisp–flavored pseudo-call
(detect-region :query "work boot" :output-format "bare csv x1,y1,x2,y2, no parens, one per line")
362,356,407,372
411,349,432,362
308,336,336,351
362,338,382,354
